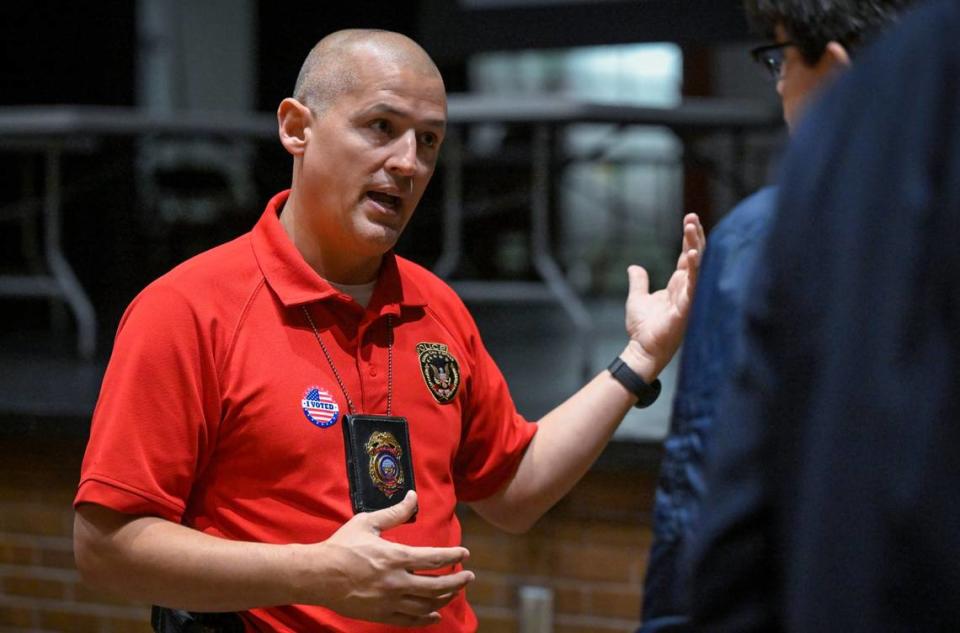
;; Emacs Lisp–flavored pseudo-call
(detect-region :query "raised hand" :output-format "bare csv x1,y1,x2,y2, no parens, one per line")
622,213,705,379
310,491,475,626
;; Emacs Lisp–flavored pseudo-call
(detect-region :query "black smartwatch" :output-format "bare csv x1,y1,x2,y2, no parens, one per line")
607,357,662,408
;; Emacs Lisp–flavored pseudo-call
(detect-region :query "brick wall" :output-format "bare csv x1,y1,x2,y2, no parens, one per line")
0,432,151,633
0,430,658,633
461,464,657,633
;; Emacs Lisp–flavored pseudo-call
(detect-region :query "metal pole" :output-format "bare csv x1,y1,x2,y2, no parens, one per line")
44,147,97,359
518,585,554,633
530,124,594,381
433,126,463,279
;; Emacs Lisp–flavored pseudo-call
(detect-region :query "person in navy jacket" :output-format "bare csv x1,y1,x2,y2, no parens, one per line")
690,1,960,631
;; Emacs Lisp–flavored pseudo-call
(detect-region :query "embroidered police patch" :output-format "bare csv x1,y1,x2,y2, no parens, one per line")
301,386,340,428
417,342,460,403
365,431,405,498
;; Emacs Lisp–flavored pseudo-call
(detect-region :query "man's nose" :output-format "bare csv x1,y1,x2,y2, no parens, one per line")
386,130,418,176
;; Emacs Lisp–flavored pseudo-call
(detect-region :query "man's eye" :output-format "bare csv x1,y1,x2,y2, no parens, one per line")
420,132,438,148
371,119,392,134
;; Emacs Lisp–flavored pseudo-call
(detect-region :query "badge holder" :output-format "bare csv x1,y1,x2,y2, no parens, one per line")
342,414,417,522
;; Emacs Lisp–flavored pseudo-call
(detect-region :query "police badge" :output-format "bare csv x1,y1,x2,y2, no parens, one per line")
342,414,416,521
417,342,460,403
365,431,404,498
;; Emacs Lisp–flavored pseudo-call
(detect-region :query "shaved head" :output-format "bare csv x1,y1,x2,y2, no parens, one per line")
293,29,442,115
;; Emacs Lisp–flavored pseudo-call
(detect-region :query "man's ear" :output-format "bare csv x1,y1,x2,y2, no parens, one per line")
277,98,312,156
821,41,852,72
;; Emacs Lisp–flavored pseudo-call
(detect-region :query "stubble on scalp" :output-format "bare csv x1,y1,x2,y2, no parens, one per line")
292,29,443,115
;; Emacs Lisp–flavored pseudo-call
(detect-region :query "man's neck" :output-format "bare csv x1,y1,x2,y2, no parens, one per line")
278,198,382,285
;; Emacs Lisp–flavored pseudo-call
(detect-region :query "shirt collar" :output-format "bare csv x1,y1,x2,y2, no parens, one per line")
251,190,427,313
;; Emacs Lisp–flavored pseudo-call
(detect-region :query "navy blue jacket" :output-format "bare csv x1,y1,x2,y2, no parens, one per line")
690,2,960,631
639,186,777,632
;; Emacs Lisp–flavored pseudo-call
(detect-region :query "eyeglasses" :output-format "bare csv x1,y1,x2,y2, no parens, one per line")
750,41,796,81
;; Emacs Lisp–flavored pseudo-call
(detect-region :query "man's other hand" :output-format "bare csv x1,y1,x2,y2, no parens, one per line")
308,491,475,627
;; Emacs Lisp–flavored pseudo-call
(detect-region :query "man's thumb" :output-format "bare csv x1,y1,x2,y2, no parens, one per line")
627,264,650,296
366,490,417,533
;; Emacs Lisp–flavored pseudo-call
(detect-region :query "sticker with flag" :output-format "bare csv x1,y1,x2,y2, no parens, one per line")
301,386,340,428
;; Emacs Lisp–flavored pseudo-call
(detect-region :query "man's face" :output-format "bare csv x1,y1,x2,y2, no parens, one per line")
775,25,839,130
298,51,447,261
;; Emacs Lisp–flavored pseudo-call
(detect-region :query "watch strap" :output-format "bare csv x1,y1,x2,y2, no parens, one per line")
607,357,662,408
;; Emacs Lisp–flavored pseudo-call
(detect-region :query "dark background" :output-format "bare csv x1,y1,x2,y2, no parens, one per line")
0,0,762,372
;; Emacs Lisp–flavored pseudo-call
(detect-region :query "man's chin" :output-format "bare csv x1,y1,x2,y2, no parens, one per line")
356,223,403,254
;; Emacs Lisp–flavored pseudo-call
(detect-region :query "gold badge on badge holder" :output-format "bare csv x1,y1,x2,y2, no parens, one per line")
417,342,460,403
365,431,405,498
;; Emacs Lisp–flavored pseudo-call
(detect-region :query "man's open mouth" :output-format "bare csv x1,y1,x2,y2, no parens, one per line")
366,191,402,211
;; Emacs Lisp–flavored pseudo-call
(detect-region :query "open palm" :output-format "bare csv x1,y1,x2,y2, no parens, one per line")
624,213,705,378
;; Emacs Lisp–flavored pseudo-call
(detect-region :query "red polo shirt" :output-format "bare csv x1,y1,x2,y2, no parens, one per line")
76,190,537,632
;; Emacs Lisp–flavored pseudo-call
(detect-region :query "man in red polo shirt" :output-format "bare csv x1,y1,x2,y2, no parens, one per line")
73,29,703,632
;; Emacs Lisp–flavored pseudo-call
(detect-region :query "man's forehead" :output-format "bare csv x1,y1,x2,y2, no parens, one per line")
346,62,446,121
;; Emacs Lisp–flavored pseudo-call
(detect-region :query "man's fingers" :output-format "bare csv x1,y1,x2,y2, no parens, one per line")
385,611,442,627
393,591,460,617
403,545,471,571
374,576,473,626
682,212,704,252
684,249,700,301
365,490,418,533
682,220,696,252
405,569,475,598
626,265,650,297
679,214,705,277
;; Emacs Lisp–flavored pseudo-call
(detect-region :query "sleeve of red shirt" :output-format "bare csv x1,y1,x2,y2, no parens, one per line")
451,310,537,503
74,280,223,522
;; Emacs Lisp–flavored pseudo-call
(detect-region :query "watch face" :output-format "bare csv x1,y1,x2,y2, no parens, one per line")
636,378,662,407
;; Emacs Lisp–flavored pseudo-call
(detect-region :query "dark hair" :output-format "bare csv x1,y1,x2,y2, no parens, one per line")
743,0,917,64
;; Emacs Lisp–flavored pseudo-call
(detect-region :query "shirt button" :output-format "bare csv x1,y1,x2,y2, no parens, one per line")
369,366,377,377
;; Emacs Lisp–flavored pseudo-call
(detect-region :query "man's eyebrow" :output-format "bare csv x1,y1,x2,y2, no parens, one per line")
361,103,446,130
